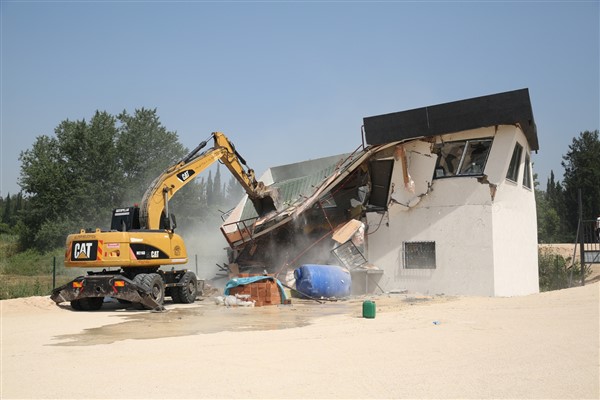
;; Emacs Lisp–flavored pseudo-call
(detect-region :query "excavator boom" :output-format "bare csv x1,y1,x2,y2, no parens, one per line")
140,132,276,230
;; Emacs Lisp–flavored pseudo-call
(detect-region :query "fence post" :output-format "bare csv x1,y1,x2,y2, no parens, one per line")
578,189,585,286
52,256,56,290
195,254,198,276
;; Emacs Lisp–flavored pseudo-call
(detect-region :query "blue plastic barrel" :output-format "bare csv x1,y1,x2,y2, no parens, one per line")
294,264,351,298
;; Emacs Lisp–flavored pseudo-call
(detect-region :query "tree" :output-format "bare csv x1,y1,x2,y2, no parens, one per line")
116,108,186,202
53,111,120,228
206,170,214,206
224,176,244,209
18,109,193,250
19,134,71,249
561,130,600,237
213,164,223,206
2,193,11,225
536,170,570,243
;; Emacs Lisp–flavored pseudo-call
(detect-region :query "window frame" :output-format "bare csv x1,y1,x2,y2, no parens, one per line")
506,142,524,183
403,241,436,269
522,153,532,189
433,138,493,179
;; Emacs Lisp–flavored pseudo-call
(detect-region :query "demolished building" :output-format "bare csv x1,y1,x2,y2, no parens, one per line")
221,88,540,296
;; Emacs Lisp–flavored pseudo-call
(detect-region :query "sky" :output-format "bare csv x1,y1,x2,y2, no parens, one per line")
1,1,599,198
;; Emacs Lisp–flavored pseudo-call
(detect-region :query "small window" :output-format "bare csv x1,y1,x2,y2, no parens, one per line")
506,143,523,182
434,139,492,178
522,153,532,189
404,241,436,269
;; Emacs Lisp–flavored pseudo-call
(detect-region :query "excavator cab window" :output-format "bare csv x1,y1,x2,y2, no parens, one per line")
110,207,141,231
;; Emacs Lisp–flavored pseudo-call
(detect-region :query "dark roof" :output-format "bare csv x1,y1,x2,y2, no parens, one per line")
363,88,538,151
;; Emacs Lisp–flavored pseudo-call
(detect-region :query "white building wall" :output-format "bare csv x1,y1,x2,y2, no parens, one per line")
491,129,539,296
367,176,496,296
366,126,539,297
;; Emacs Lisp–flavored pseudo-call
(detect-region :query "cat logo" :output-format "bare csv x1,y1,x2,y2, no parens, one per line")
71,241,98,261
177,169,195,182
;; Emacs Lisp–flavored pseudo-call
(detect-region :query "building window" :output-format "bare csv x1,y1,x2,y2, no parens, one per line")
434,139,493,178
404,241,436,269
523,153,532,189
506,142,523,182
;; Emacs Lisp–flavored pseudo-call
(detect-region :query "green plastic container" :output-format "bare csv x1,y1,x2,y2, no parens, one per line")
362,300,376,319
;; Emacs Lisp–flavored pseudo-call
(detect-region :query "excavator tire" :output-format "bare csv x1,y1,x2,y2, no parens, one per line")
132,273,148,309
70,299,83,311
170,286,182,304
176,271,198,304
71,297,103,311
141,273,165,307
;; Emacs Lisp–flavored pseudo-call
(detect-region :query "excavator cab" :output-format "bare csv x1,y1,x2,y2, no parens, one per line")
110,207,141,231
110,206,176,232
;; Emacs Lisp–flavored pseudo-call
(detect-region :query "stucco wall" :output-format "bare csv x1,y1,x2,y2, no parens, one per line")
491,128,539,296
366,125,539,296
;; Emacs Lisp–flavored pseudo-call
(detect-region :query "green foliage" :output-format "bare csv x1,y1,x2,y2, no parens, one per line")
0,243,85,299
536,130,600,243
116,108,187,201
0,234,20,259
2,193,12,225
538,248,592,291
0,248,64,276
1,278,44,300
33,220,74,252
18,108,189,251
538,249,571,291
561,130,600,236
0,274,77,300
536,171,571,243
0,193,27,235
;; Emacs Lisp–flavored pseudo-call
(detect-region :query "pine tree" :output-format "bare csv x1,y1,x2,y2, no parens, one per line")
2,193,11,225
206,170,214,206
561,130,600,237
213,164,223,206
225,176,244,208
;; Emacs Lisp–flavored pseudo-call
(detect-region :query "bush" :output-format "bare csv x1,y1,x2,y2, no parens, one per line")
0,246,81,299
0,248,65,276
0,275,75,300
538,248,591,291
34,219,73,252
0,234,20,258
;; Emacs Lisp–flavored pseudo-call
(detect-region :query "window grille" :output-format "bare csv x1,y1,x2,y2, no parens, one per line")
404,241,436,269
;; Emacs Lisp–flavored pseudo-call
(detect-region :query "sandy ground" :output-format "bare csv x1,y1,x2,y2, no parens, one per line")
1,284,599,400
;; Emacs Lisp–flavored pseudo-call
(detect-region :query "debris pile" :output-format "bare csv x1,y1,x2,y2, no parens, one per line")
224,274,286,307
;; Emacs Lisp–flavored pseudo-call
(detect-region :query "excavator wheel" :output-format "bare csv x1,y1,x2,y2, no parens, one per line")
70,299,83,311
170,286,182,304
176,271,198,304
132,274,149,309
71,297,103,311
142,273,165,306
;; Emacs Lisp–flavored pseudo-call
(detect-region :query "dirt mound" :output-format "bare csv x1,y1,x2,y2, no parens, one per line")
1,295,58,315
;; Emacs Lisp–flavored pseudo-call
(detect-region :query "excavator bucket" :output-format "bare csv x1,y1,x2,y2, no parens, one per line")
250,185,280,216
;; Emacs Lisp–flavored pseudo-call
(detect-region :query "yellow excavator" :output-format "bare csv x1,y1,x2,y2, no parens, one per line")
51,132,276,311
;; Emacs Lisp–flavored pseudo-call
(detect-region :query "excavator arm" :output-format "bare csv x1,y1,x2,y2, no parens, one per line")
139,132,276,230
